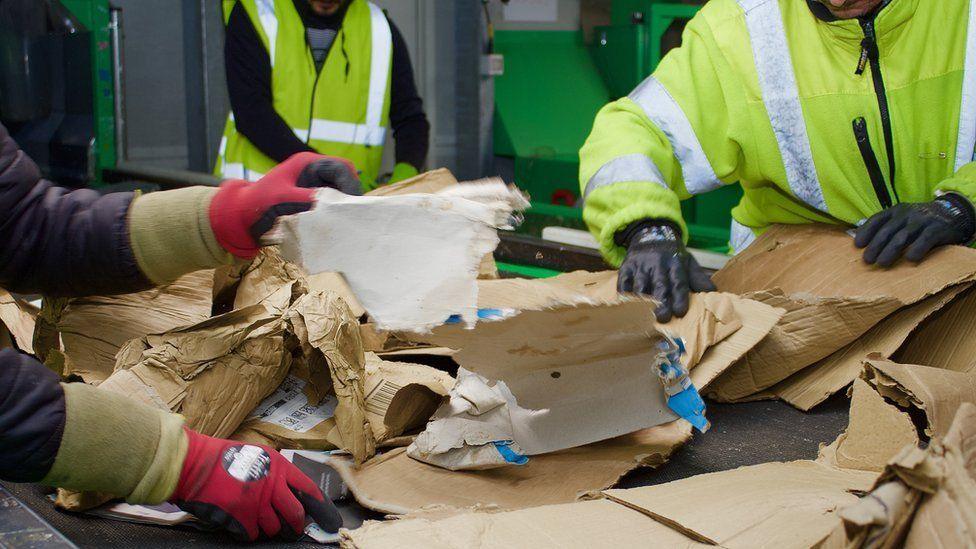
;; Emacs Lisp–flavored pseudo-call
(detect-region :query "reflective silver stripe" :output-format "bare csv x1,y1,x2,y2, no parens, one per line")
583,153,668,200
628,77,721,194
739,0,827,212
729,219,756,255
255,0,278,68
956,0,976,170
308,119,386,146
366,2,392,138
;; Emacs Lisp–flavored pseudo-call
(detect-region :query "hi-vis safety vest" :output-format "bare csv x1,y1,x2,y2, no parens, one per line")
579,0,976,265
216,0,392,189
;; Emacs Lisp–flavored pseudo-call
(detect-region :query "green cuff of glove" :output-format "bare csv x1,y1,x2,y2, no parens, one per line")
583,182,688,267
390,162,420,184
129,187,234,285
42,383,187,504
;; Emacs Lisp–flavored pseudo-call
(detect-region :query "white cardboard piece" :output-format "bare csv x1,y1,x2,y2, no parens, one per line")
279,181,527,333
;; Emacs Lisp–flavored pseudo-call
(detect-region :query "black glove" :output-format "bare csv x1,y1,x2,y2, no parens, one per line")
854,194,976,267
297,156,363,196
616,220,716,323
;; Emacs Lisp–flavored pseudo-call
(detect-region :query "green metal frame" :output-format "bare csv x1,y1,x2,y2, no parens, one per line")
59,0,116,183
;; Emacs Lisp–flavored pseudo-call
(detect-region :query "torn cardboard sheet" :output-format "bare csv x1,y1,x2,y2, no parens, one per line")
827,403,976,549
324,420,691,515
819,356,976,473
100,302,290,438
706,289,901,402
896,284,976,374
0,289,37,354
279,181,528,332
55,270,214,383
709,224,976,401
365,167,458,197
409,296,688,468
232,249,308,313
341,498,708,549
603,461,877,548
713,224,976,301
770,283,971,411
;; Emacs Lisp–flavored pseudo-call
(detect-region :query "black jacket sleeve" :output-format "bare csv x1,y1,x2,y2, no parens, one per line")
0,349,65,482
225,3,315,163
388,19,430,171
0,124,151,297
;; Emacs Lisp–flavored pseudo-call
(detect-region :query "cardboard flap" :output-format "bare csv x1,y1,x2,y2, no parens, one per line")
863,357,976,439
56,270,214,382
771,284,971,411
713,224,976,302
659,292,741,368
602,461,877,548
896,285,976,374
817,377,919,472
340,499,709,549
0,289,37,354
707,290,901,401
327,421,692,515
365,168,458,197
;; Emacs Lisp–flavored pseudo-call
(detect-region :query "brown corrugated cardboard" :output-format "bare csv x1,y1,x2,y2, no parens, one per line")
324,420,692,515
771,284,971,411
364,168,458,197
713,224,976,301
827,403,976,548
819,356,976,474
709,224,976,400
340,498,708,549
861,356,976,438
895,285,976,374
0,289,37,354
411,296,678,464
232,355,452,452
707,289,901,401
55,270,214,383
816,377,918,473
603,461,877,548
101,302,290,438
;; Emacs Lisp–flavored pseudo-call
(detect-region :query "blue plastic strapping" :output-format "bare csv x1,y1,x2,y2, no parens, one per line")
658,337,710,433
492,441,529,465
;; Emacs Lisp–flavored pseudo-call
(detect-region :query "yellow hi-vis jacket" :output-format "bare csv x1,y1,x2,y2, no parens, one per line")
215,0,392,189
580,0,976,264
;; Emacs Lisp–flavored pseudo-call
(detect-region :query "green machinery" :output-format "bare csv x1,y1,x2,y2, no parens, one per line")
493,0,742,254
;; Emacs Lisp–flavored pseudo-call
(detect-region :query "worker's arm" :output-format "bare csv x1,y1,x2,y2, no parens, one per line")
579,13,743,267
0,121,356,294
387,18,429,181
225,2,314,163
0,348,343,540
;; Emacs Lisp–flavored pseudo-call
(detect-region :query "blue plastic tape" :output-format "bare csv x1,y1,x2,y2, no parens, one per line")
492,441,529,465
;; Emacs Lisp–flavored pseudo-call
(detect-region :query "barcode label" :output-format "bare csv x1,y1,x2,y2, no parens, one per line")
366,379,403,416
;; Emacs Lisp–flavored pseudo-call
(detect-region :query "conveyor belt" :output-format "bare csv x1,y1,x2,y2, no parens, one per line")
0,394,851,548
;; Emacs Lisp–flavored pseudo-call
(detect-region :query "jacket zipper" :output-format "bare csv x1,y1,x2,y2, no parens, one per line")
856,17,900,204
853,117,893,209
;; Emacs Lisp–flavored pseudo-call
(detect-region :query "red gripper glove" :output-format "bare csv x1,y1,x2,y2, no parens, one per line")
170,428,343,541
210,152,360,259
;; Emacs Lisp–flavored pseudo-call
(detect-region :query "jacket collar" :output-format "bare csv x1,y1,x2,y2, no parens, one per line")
805,0,918,45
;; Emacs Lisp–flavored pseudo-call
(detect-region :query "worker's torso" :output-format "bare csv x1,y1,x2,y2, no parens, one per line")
703,0,973,230
217,0,392,188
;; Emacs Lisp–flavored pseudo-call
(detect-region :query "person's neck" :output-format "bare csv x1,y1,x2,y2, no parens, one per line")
293,0,348,29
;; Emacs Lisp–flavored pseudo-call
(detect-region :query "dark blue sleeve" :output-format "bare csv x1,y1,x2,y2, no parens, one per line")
388,18,430,171
0,348,64,482
0,123,152,296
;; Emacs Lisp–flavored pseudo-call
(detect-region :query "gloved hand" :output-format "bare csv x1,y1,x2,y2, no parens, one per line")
209,152,360,259
616,220,715,323
170,428,342,541
854,194,976,267
389,162,419,184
